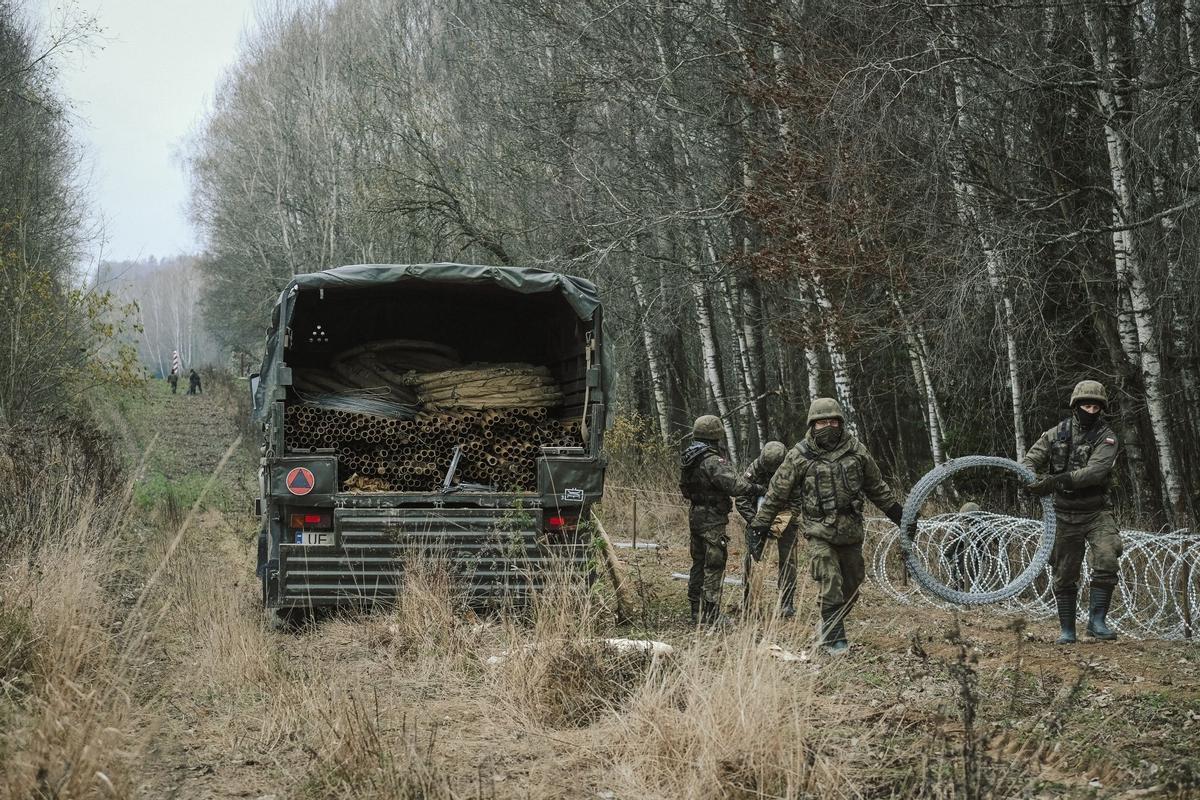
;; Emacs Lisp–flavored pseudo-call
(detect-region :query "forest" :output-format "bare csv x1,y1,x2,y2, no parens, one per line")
4,4,1200,797
187,0,1200,526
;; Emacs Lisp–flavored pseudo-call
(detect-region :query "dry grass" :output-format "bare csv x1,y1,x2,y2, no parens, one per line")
599,620,830,799
362,556,494,678
0,474,141,799
489,573,655,729
299,692,452,800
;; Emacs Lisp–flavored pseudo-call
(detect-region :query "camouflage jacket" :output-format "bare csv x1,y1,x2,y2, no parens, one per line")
1021,416,1119,512
679,442,760,529
751,431,899,545
735,454,777,524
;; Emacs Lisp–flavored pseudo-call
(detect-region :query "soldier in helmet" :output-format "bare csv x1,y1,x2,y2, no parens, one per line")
1022,380,1122,643
749,398,908,653
736,441,799,616
680,414,763,625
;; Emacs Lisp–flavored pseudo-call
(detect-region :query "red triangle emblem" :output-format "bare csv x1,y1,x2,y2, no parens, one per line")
286,467,315,495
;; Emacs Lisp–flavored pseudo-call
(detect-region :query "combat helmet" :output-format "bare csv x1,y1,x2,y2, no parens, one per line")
761,441,787,470
960,502,981,513
1069,380,1108,409
806,397,845,427
692,414,724,442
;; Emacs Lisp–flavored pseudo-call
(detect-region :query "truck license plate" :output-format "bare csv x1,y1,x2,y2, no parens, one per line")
294,530,333,546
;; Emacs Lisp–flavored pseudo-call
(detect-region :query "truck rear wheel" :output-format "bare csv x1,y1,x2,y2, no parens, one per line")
262,570,298,630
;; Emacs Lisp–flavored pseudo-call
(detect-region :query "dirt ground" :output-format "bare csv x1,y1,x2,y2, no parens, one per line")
55,381,1200,799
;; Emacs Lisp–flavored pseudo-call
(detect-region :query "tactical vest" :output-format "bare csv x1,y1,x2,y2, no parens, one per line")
680,446,732,514
796,443,866,522
1048,418,1111,507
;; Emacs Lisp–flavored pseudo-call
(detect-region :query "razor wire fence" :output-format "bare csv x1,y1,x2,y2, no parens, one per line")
868,513,1199,640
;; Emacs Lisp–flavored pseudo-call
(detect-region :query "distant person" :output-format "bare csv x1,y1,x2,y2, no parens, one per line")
167,370,178,394
187,369,202,395
1022,380,1121,644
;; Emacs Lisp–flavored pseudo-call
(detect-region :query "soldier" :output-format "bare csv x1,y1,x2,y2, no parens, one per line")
187,369,202,395
167,370,178,394
749,398,907,653
679,414,763,625
735,441,798,616
1021,380,1121,644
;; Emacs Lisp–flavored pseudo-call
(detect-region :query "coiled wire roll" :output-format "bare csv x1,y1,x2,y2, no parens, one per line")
871,517,1200,640
898,456,1056,605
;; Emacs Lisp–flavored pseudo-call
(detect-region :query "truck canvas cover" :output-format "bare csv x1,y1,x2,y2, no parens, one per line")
253,263,610,421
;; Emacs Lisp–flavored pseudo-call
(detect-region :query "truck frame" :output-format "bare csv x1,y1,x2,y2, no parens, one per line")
251,264,609,621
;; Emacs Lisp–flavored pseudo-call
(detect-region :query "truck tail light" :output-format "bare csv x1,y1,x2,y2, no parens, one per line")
545,512,578,535
289,510,333,530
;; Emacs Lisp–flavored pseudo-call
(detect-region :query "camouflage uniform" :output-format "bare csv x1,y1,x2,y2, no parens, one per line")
680,418,761,624
1021,380,1122,642
751,399,904,649
736,442,797,613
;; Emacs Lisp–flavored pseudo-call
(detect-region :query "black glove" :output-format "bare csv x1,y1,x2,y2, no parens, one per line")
1025,474,1064,497
747,524,770,562
884,503,904,527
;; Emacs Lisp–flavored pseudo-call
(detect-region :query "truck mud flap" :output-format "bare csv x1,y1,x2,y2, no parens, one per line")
277,507,592,607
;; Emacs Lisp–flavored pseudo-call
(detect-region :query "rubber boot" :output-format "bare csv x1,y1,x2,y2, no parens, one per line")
820,605,849,654
1087,585,1118,640
780,577,796,618
689,599,700,627
1054,592,1077,644
700,600,720,626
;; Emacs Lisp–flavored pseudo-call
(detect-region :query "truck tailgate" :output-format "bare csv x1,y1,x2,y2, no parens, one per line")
277,506,591,605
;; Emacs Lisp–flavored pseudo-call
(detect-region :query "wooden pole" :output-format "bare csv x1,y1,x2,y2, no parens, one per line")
590,509,637,624
632,495,638,550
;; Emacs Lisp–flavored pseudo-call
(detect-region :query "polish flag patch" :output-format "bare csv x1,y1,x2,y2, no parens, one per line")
1105,437,1116,445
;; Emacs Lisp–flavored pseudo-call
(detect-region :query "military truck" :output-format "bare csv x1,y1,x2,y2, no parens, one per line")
252,264,610,622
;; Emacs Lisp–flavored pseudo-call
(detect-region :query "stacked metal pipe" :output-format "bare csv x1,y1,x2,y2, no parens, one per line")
283,404,583,492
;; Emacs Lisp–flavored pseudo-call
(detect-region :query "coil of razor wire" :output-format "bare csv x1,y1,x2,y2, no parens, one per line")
872,511,1200,641
898,456,1056,606
293,388,420,419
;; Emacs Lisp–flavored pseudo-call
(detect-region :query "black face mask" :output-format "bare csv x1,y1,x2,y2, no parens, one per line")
813,426,843,450
1075,406,1101,430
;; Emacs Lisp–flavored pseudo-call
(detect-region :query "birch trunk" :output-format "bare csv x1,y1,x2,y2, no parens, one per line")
944,20,1027,457
689,269,739,456
630,263,673,443
720,268,763,449
770,28,848,424
720,7,771,445
651,4,741,457
803,289,823,403
1085,3,1184,515
811,281,860,439
891,292,948,465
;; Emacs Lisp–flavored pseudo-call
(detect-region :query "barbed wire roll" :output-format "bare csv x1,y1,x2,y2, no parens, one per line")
870,520,1199,640
899,456,1056,605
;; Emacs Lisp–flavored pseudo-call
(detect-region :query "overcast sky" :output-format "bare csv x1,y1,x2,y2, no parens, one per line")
50,0,257,264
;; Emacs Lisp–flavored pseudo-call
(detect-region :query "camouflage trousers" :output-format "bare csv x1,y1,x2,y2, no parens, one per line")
741,521,799,609
807,538,866,614
777,522,799,608
1052,509,1123,595
688,524,729,610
